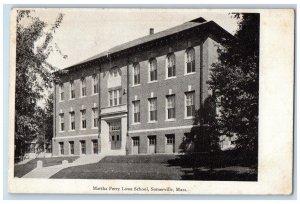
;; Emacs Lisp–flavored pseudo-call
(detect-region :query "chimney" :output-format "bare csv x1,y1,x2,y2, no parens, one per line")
149,28,154,35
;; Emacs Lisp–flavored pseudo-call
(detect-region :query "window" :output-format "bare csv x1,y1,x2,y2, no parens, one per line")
166,134,175,145
81,78,86,97
149,58,157,82
70,111,75,130
108,89,122,106
109,91,113,106
186,48,195,73
92,140,98,154
59,142,64,155
80,140,86,154
110,121,121,132
92,108,98,128
114,90,118,105
166,95,175,120
133,137,140,146
109,121,121,150
133,63,140,85
93,75,99,94
166,53,176,78
149,136,156,145
69,141,74,155
70,81,75,99
133,100,140,123
59,84,64,101
185,91,195,118
149,98,157,121
59,113,65,131
81,109,86,129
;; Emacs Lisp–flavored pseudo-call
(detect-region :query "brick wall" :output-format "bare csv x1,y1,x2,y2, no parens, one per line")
127,36,219,154
128,46,201,131
53,136,100,156
53,65,101,156
53,31,219,156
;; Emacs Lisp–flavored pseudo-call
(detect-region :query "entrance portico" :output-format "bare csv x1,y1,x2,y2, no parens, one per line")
99,104,127,155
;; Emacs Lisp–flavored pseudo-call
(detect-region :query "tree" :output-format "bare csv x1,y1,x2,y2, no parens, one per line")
33,93,54,154
208,13,259,154
15,10,65,158
41,93,54,151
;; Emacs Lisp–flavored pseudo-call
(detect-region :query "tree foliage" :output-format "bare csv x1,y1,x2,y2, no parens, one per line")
43,93,54,146
15,10,65,157
208,13,259,153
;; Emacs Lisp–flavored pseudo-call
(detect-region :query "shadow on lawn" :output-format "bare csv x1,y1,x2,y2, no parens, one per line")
166,96,258,181
167,151,258,181
180,167,257,181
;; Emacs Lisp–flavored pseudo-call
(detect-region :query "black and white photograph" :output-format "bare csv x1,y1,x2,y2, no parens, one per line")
8,8,294,195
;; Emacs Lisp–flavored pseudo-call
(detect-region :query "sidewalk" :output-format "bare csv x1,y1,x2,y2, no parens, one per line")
22,155,104,178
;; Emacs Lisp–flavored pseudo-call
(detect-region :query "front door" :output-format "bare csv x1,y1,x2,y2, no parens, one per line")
109,121,121,150
148,136,156,154
132,137,140,154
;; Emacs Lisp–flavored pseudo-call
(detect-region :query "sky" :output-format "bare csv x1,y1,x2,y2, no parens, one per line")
32,9,240,70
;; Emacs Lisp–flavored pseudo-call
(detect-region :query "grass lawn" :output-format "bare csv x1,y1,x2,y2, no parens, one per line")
14,156,79,178
51,154,257,181
51,155,182,180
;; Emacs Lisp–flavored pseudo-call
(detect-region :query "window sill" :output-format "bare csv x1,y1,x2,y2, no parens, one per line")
165,119,176,122
148,80,158,84
131,122,141,126
165,76,176,80
79,96,87,98
91,127,99,130
80,128,87,130
68,130,76,132
184,72,196,76
92,93,99,96
184,116,195,120
58,131,65,133
59,100,64,103
148,121,157,124
69,98,76,101
107,104,123,108
131,84,141,88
